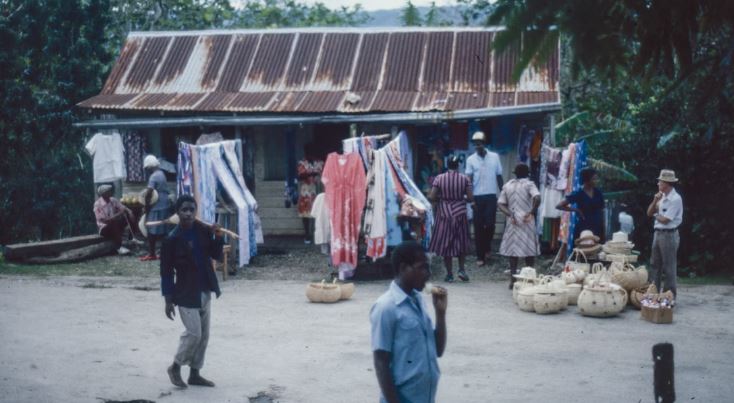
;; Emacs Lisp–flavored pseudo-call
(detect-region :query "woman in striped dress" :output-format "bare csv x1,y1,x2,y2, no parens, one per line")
429,156,475,282
498,163,541,288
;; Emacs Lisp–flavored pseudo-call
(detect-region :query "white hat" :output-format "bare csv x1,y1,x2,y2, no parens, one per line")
610,231,629,244
143,154,160,168
97,184,113,195
513,267,537,280
657,169,678,183
471,131,486,142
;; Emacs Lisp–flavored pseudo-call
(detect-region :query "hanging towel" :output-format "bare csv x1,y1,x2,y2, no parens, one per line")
364,149,388,260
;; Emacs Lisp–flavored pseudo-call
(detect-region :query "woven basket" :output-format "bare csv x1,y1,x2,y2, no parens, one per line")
517,286,539,312
577,278,628,317
306,280,342,303
564,249,590,274
533,291,566,314
566,283,583,305
338,282,355,300
583,263,611,287
629,284,653,309
611,262,648,291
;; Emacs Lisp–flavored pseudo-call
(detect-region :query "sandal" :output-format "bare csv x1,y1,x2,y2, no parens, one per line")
458,270,469,282
139,255,158,262
444,274,455,283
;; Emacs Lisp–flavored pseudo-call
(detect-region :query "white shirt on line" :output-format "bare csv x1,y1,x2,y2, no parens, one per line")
465,150,503,196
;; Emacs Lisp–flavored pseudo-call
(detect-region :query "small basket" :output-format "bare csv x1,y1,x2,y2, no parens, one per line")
566,283,582,305
564,249,590,274
306,280,342,303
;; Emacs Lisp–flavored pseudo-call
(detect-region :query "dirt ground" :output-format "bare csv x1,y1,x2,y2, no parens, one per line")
0,267,733,403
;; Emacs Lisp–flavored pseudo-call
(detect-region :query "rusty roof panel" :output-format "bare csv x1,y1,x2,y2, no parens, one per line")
381,32,426,91
413,91,449,112
80,28,560,114
216,34,259,92
421,32,454,92
200,35,232,89
297,91,346,112
285,33,323,88
370,91,418,112
224,92,275,111
123,37,171,91
313,33,360,89
351,33,389,91
490,91,516,108
155,36,197,85
452,31,492,92
77,94,139,108
445,92,489,110
102,39,141,94
244,33,295,89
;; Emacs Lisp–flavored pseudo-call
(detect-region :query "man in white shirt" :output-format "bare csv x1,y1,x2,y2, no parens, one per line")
646,169,684,298
465,131,503,266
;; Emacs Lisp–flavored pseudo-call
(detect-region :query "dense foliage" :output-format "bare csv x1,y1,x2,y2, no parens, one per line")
489,0,734,274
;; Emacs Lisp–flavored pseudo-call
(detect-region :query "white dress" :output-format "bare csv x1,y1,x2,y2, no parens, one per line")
310,193,330,245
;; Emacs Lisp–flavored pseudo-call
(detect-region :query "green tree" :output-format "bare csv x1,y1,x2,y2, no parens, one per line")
400,0,423,27
233,0,369,28
0,0,113,244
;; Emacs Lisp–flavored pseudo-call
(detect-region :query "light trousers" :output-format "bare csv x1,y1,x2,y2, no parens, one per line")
651,230,680,296
174,292,211,369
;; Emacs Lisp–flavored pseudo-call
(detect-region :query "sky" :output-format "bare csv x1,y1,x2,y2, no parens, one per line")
232,0,446,12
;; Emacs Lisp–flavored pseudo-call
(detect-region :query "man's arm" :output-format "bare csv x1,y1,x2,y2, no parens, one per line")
647,192,663,218
496,175,504,192
373,351,400,403
433,288,448,357
160,237,175,320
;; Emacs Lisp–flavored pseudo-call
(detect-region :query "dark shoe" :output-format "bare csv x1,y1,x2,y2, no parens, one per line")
444,274,454,283
167,365,187,388
458,270,469,282
188,374,215,387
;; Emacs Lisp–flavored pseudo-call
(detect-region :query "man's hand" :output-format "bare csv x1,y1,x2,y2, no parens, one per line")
210,223,224,238
654,192,664,202
432,286,448,315
165,302,176,320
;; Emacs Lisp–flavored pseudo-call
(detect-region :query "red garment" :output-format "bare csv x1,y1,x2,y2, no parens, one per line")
93,197,126,233
296,159,324,217
321,152,367,267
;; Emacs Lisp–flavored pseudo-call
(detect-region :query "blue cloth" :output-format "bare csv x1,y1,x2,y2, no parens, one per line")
370,281,440,403
465,151,503,195
181,227,212,293
566,140,588,255
385,161,402,247
566,187,605,240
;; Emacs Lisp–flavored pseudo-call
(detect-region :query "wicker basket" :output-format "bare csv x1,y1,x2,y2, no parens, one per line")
577,282,628,317
610,262,649,291
533,291,567,314
338,282,355,300
512,278,535,304
564,249,590,274
306,280,342,303
583,263,610,287
566,283,583,305
517,286,539,312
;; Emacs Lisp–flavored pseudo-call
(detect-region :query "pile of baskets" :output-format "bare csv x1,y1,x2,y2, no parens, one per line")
512,269,569,315
305,279,355,303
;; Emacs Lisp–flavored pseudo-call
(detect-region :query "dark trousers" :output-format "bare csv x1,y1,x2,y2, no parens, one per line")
473,194,497,260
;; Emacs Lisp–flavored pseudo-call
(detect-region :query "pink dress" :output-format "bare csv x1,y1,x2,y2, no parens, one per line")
321,152,367,267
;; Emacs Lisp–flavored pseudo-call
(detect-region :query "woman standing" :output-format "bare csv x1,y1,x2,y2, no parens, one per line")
498,163,541,288
297,143,324,244
428,155,474,283
556,168,605,244
141,155,171,261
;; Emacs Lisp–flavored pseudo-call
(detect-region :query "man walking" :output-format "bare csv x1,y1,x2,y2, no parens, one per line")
370,242,448,403
646,169,683,298
161,194,224,388
465,131,504,265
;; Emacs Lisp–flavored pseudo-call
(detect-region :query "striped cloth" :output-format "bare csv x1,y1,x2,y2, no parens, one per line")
428,171,472,257
499,178,541,257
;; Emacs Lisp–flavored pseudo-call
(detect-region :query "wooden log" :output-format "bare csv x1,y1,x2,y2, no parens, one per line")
4,235,107,261
24,240,117,264
653,343,675,403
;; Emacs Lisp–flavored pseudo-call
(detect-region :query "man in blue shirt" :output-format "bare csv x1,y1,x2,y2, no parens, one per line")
160,194,224,388
370,242,448,403
465,131,504,266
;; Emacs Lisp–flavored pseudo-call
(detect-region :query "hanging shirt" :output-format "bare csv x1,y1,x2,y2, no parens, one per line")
465,151,502,196
370,281,440,403
655,188,683,230
85,132,126,183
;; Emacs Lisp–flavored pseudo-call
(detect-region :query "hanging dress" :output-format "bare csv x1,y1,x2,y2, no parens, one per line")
297,159,324,217
321,152,367,268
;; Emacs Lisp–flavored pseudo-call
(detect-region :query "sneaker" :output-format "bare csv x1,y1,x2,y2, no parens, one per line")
458,270,469,282
117,246,130,255
444,274,455,283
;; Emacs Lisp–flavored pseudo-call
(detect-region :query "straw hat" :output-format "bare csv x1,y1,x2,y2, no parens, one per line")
471,131,486,142
574,244,602,256
143,154,160,169
657,169,678,183
138,188,158,206
513,267,538,280
574,230,600,246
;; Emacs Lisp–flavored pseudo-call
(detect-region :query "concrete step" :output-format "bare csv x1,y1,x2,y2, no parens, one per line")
257,181,287,192
258,206,302,219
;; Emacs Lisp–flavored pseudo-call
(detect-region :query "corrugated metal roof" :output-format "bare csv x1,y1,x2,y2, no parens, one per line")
80,27,559,114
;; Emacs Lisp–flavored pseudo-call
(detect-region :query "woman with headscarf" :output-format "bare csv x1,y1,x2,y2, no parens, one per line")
141,155,171,261
428,155,474,283
93,184,134,255
498,163,541,289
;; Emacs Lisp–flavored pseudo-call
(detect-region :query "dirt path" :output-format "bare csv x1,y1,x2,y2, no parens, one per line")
0,276,732,403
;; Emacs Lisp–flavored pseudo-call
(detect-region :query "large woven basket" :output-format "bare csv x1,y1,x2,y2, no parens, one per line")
577,282,628,317
566,283,583,305
611,262,648,291
306,280,342,303
517,286,539,312
533,291,566,314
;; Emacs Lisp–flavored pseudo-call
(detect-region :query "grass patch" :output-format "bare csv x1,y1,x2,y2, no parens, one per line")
678,275,732,286
0,255,159,278
81,283,113,289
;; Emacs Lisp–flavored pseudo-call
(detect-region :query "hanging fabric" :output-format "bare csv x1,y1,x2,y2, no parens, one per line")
566,140,588,255
85,130,126,183
558,143,577,245
364,149,388,260
122,131,147,182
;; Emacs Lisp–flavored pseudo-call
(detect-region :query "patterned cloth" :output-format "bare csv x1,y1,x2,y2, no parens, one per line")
297,159,324,217
498,178,541,257
428,171,472,257
122,131,147,182
364,149,388,260
322,152,367,268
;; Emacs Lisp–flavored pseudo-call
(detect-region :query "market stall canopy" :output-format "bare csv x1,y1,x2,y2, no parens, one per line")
77,27,560,116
